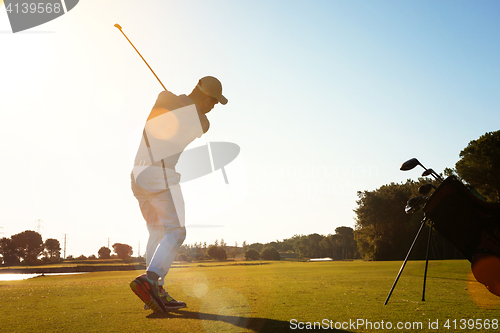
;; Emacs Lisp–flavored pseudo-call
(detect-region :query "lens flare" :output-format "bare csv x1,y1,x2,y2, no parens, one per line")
146,108,179,140
467,270,500,309
182,271,210,298
200,288,251,332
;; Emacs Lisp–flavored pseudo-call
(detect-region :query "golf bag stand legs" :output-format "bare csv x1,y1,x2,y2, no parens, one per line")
422,221,433,301
384,217,428,305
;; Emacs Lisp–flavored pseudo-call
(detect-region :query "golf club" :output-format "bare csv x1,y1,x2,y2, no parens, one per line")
422,169,444,182
384,216,428,305
418,183,437,195
400,158,442,182
387,158,437,304
400,158,422,171
114,23,167,91
405,196,427,214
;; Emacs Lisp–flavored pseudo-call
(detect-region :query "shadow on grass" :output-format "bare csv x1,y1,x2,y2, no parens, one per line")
428,275,476,282
147,309,352,332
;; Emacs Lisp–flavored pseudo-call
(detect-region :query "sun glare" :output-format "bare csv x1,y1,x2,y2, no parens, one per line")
467,271,500,309
146,108,179,141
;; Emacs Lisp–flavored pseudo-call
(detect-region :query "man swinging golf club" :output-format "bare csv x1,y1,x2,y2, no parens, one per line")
130,76,228,312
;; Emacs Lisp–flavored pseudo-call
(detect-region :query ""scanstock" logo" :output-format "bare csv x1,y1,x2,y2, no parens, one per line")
3,0,79,33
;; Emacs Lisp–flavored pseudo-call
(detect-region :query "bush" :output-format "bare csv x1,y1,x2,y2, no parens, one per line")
207,245,227,261
195,254,210,261
176,253,192,262
245,248,260,260
261,247,281,260
229,248,240,259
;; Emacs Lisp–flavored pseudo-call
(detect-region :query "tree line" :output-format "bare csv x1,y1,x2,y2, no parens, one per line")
0,230,139,265
2,131,496,265
176,227,359,262
0,229,360,266
0,230,61,265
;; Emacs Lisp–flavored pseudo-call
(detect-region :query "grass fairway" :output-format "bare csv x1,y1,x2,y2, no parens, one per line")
1,260,499,332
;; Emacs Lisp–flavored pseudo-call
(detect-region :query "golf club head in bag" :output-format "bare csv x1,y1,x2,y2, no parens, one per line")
422,169,434,177
419,184,437,196
405,196,427,214
400,158,422,171
423,176,500,296
422,169,444,182
400,158,443,182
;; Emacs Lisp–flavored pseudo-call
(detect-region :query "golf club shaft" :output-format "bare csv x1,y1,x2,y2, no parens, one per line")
422,222,433,301
384,217,427,305
432,172,444,182
420,163,441,182
114,24,167,91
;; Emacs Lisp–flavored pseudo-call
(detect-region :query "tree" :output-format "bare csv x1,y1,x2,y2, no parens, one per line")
206,245,218,259
266,241,281,252
244,248,260,260
229,247,240,259
112,243,133,259
248,243,264,252
44,238,61,262
11,230,43,264
0,237,19,266
354,181,425,260
319,234,335,259
207,245,227,261
261,247,281,260
216,247,227,261
176,253,191,262
293,237,310,258
98,246,111,259
455,130,500,202
334,227,358,259
307,233,324,258
280,237,296,253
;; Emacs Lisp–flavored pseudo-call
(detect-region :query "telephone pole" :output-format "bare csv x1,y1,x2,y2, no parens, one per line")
35,219,43,236
63,234,67,259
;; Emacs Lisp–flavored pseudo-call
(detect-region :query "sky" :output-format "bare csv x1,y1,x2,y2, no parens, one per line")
1,0,499,258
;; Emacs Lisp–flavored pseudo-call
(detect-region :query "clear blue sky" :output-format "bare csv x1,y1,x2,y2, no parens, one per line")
1,0,499,257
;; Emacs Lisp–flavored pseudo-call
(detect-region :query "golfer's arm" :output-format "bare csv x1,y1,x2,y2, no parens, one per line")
199,113,210,133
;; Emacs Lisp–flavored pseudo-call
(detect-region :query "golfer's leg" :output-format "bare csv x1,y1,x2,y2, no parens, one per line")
131,178,166,267
146,184,186,279
145,218,165,267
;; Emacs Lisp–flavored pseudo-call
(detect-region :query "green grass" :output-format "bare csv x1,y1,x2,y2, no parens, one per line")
1,260,499,332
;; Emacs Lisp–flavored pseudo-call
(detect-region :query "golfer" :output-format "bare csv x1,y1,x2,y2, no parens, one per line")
130,76,228,312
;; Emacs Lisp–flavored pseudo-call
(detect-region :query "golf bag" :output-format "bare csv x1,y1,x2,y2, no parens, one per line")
423,176,500,296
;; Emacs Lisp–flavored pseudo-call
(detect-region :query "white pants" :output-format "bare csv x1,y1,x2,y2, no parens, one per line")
131,175,186,281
